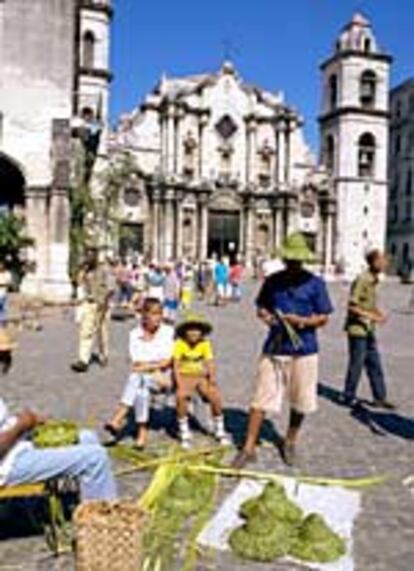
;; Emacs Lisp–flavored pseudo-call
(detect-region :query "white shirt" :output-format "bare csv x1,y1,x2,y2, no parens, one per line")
129,324,174,364
0,398,32,486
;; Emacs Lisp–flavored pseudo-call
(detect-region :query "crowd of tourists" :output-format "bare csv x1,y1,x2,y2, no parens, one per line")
0,231,397,504
111,255,246,310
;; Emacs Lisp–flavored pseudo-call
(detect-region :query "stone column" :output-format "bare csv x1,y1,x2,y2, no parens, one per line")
245,198,256,268
160,113,169,174
198,112,209,180
198,194,209,260
246,117,257,184
175,192,184,259
273,122,280,187
20,187,50,298
284,120,291,184
164,190,175,261
322,205,335,274
239,209,245,254
151,189,161,261
285,194,298,238
174,108,184,174
272,202,283,251
278,121,286,186
167,106,175,174
43,119,72,300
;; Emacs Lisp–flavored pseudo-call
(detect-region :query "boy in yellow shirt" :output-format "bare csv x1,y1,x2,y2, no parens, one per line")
173,313,229,449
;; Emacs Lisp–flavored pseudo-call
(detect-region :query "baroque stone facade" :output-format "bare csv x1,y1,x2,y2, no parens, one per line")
111,61,336,269
0,0,112,298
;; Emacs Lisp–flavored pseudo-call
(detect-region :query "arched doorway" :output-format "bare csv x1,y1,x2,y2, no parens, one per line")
0,154,25,213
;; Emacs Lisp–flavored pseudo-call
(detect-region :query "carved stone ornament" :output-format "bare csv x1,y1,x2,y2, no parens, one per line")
209,190,240,211
183,131,197,154
258,139,275,161
300,201,316,218
218,141,234,158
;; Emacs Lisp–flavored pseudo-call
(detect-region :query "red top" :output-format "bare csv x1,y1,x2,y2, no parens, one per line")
230,264,243,283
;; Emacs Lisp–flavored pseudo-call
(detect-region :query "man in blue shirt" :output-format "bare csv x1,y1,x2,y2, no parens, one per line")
232,233,333,468
214,258,229,305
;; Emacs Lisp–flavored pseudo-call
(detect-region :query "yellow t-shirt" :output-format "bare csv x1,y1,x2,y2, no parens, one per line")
173,338,214,376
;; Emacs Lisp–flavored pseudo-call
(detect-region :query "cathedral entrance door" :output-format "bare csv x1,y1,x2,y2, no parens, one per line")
208,210,240,261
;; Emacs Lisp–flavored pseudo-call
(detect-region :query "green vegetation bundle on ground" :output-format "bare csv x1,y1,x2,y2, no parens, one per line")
135,449,223,571
32,421,79,448
229,482,346,564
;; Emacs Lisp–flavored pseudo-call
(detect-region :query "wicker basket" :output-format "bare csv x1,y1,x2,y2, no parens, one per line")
74,500,146,571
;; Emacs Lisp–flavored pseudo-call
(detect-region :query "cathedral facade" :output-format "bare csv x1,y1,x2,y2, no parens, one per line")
111,62,336,270
111,13,391,275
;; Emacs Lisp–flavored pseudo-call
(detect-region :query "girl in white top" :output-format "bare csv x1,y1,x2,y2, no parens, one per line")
104,298,174,449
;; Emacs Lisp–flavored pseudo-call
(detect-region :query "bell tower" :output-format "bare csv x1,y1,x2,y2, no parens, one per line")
319,13,392,276
76,0,113,125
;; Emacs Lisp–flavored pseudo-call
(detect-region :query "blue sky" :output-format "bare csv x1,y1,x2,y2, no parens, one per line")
110,0,414,151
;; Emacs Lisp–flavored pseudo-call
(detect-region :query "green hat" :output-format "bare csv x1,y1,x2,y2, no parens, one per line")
278,232,317,263
175,312,213,338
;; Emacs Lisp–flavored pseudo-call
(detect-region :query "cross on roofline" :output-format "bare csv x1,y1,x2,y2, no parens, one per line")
221,38,240,63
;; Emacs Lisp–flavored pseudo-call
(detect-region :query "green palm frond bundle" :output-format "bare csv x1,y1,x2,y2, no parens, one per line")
32,421,79,448
140,464,218,571
274,310,303,350
137,448,224,571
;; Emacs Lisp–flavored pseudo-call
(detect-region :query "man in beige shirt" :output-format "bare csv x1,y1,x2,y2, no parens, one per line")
71,249,114,373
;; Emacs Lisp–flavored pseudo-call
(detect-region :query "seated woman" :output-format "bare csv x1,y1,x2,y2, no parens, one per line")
0,399,117,501
104,297,174,449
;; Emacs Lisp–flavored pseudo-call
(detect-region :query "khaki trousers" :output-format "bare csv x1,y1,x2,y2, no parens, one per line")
78,301,109,364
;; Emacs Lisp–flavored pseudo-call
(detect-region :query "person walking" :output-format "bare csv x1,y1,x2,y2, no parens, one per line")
71,248,114,373
163,262,181,324
214,258,229,306
229,259,244,302
146,262,165,301
341,250,396,409
231,233,333,468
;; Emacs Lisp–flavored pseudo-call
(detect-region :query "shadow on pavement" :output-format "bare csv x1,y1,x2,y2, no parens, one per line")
224,407,283,448
318,382,414,440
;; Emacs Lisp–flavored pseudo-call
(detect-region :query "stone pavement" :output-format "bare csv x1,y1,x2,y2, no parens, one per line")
0,280,413,570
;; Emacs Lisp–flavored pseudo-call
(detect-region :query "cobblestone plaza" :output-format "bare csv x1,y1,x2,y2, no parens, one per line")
0,280,413,570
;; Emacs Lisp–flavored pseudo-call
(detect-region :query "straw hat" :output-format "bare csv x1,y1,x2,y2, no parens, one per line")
278,232,317,263
175,312,213,338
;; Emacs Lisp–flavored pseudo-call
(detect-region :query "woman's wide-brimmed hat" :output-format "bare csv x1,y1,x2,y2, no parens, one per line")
278,232,317,263
175,312,213,337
